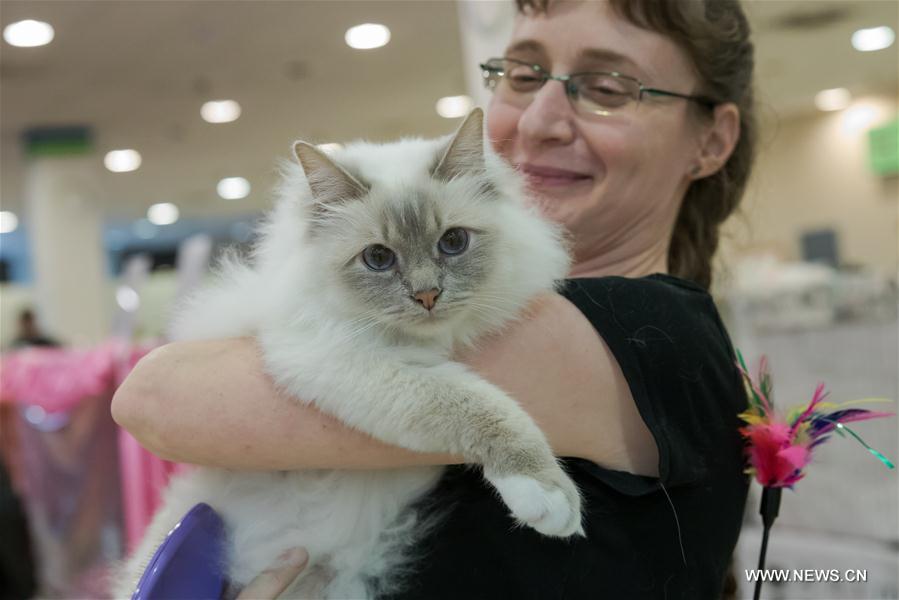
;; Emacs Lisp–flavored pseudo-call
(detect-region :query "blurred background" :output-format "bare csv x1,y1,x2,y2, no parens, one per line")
0,1,896,598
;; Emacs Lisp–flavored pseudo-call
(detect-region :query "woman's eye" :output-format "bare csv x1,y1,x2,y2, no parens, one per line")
592,85,625,95
437,228,470,256
506,68,543,91
588,78,627,95
361,244,396,271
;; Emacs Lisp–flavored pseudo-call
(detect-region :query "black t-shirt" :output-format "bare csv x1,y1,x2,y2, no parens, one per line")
383,274,749,600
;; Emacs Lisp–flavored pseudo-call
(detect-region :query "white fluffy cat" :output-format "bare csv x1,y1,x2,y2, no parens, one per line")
115,109,581,599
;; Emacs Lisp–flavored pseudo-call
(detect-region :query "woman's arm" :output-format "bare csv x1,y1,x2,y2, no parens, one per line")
112,293,659,475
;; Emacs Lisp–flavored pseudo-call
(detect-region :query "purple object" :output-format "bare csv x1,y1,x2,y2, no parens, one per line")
132,503,227,600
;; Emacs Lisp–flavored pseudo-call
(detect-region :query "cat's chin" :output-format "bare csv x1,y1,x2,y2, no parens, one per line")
393,312,456,339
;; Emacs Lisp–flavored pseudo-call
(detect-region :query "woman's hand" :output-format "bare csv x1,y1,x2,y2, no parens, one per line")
235,548,309,599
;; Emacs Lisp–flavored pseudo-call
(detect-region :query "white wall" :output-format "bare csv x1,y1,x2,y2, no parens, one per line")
716,95,898,287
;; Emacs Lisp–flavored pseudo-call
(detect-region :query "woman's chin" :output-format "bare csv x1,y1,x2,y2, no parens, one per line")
529,187,593,226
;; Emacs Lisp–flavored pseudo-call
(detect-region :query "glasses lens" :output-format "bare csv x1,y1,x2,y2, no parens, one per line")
481,59,504,90
572,73,638,113
482,59,544,95
502,61,544,93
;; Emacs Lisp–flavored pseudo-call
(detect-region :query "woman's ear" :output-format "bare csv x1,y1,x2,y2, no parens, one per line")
691,102,740,179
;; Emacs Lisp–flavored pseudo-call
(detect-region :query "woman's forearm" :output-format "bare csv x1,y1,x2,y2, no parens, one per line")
111,338,462,469
113,295,658,475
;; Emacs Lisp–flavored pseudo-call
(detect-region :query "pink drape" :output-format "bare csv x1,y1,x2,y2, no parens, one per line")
0,338,179,592
117,429,184,552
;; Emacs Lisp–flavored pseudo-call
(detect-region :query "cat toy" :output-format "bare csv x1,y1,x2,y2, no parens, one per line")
736,352,894,600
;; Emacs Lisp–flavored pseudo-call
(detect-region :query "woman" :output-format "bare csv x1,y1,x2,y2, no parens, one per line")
113,0,756,597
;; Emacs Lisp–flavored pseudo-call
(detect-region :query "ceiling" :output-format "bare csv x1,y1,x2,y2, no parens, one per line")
744,0,898,116
1,0,468,223
1,0,896,236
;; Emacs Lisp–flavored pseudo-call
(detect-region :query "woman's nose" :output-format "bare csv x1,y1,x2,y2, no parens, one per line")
516,79,577,148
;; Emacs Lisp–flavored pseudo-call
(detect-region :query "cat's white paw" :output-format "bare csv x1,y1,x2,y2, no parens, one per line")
488,467,584,538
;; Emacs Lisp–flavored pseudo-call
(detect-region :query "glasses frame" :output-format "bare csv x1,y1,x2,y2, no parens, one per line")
480,57,718,114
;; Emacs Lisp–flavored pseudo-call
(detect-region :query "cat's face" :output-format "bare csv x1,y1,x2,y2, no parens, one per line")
317,182,500,336
289,108,569,342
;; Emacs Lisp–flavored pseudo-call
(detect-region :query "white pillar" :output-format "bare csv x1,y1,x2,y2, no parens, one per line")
455,1,517,110
26,155,109,344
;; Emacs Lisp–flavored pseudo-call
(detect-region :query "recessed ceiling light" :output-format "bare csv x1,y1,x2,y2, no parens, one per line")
814,88,851,112
217,177,251,200
0,211,19,234
851,26,895,52
3,20,54,48
147,202,179,225
104,149,142,173
345,23,390,50
841,103,881,135
201,99,241,123
317,143,343,154
436,95,473,119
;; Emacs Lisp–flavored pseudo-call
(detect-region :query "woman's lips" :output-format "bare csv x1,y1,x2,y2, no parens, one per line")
519,163,593,188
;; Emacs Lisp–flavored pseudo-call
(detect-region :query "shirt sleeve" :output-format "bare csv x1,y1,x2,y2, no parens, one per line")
559,275,746,497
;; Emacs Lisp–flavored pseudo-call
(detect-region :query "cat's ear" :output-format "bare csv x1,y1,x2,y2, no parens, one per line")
431,108,485,182
293,142,369,206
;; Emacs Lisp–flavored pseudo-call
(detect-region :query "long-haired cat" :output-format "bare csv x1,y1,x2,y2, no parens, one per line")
115,109,582,599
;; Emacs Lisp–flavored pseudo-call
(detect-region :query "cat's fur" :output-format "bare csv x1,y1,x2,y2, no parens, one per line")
115,109,581,599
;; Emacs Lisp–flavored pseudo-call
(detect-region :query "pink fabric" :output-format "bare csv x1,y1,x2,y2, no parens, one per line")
110,341,187,551
1,339,181,553
117,429,184,552
12,392,124,597
0,339,160,412
1,344,115,412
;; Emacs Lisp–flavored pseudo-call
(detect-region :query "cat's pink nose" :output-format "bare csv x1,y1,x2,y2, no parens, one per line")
412,288,441,311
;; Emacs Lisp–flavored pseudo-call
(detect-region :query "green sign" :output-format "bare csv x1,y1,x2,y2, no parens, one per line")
24,126,92,157
868,118,898,176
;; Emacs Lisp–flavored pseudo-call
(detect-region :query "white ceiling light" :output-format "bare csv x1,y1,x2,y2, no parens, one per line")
217,177,250,200
436,95,473,119
851,26,895,52
147,202,179,225
0,211,19,234
104,149,142,173
345,23,390,50
814,88,851,112
3,19,54,48
201,99,242,123
840,103,878,134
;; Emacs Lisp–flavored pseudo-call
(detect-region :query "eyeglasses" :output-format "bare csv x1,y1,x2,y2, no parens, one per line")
480,57,717,117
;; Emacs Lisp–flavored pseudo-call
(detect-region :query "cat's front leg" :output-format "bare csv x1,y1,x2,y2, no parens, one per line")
265,343,583,538
424,365,585,539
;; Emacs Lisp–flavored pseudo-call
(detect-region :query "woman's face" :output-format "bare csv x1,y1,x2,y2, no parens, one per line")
487,1,705,269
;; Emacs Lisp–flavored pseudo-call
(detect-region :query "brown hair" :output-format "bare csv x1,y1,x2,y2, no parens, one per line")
515,0,757,289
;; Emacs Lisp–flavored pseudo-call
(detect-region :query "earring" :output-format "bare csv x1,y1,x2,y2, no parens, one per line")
690,165,701,176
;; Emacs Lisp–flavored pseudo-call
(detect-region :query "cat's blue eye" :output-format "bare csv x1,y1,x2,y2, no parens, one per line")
438,228,469,256
361,244,396,271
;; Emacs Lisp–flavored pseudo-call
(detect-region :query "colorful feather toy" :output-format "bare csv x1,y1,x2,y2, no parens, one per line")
737,352,894,487
735,351,894,600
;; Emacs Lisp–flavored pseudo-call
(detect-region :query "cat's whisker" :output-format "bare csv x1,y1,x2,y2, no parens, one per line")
335,316,383,344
